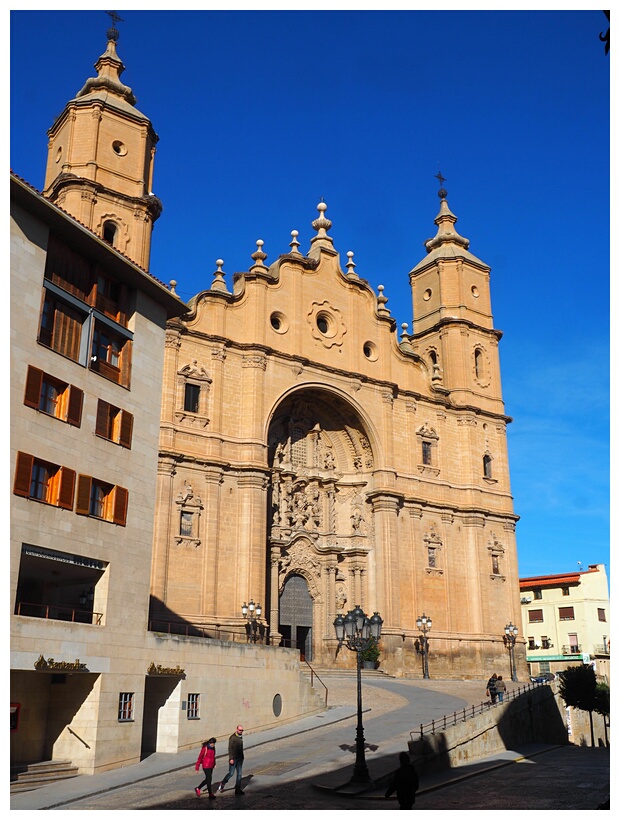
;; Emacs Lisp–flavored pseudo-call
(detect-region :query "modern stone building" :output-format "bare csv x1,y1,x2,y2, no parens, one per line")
520,563,610,682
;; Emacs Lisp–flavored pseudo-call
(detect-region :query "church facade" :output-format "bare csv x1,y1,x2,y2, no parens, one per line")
153,191,524,678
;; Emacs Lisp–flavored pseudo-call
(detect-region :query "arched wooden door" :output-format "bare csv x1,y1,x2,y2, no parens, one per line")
279,574,313,661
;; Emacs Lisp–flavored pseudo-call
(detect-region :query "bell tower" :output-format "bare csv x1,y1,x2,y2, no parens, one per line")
43,17,162,270
409,177,505,415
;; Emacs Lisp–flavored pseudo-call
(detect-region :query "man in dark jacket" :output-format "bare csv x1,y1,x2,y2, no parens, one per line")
385,751,419,809
217,725,245,795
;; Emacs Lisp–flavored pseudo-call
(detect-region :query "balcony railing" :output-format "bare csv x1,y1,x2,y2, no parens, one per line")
593,644,610,655
561,644,582,655
15,601,102,625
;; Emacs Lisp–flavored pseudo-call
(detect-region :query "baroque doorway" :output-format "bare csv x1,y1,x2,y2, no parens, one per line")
266,389,375,664
279,574,313,660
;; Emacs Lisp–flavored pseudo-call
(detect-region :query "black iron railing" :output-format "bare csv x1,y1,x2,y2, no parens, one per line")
411,680,553,740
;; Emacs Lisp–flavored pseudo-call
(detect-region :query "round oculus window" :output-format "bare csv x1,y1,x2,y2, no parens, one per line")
112,140,127,156
363,341,378,361
270,312,288,333
423,288,432,301
471,285,480,298
316,312,335,337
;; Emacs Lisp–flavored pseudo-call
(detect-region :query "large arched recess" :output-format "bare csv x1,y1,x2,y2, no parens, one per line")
264,385,381,664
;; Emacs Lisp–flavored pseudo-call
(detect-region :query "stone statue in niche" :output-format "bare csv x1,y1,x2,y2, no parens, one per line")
336,584,347,612
351,509,364,533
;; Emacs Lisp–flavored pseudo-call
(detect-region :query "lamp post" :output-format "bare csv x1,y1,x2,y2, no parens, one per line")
334,605,383,784
504,622,518,682
416,613,432,679
241,599,263,643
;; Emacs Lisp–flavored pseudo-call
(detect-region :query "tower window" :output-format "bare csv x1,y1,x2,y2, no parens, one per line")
103,221,118,246
475,348,484,379
483,454,493,478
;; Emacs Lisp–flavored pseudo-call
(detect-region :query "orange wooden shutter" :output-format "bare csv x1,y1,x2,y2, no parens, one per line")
57,467,76,510
23,366,44,409
119,411,133,449
112,486,128,526
66,386,84,427
95,400,111,438
76,475,92,515
120,339,132,388
13,452,34,497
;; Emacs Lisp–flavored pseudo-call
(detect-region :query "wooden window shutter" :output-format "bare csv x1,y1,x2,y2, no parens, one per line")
57,467,76,510
76,475,93,515
13,452,34,497
24,366,44,409
119,410,133,449
112,486,129,526
95,400,111,438
66,386,84,427
120,339,132,388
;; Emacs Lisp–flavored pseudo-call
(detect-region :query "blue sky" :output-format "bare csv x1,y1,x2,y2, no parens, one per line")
10,8,610,580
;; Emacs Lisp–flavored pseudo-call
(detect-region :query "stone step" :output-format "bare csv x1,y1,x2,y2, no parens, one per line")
10,760,79,793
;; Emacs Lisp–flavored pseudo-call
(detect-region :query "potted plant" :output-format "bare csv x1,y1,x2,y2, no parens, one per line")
361,637,380,669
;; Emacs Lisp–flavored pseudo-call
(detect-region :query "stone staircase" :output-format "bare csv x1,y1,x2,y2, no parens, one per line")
10,760,80,793
303,664,395,680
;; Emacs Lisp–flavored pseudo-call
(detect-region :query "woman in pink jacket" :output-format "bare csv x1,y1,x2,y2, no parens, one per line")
195,737,217,798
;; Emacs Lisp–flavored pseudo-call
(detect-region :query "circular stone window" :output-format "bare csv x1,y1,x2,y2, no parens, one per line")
272,693,282,717
112,140,127,156
471,285,480,298
363,341,378,361
316,311,336,337
270,311,288,334
423,288,432,301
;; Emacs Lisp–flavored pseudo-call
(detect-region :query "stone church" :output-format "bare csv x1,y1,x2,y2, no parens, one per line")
40,26,523,680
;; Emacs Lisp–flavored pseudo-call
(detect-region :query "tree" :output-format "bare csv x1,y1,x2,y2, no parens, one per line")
558,664,597,746
594,682,610,747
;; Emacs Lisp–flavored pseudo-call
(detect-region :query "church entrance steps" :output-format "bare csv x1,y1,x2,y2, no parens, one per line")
10,760,79,793
302,666,395,679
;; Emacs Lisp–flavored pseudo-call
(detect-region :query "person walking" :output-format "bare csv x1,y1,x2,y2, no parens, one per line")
217,725,245,795
195,737,217,798
486,672,498,704
495,675,506,703
385,751,420,809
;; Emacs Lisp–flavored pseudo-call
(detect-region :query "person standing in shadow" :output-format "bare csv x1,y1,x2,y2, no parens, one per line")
385,751,420,809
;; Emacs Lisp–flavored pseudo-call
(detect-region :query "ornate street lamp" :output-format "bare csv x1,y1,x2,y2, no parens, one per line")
333,606,383,784
504,622,518,682
416,613,432,679
241,599,263,643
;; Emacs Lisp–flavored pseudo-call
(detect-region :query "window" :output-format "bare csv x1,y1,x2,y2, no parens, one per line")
180,510,194,537
103,222,118,246
39,290,85,362
492,554,500,575
483,454,493,479
568,633,579,653
528,637,536,650
541,637,552,649
95,400,133,448
118,692,134,721
13,452,75,509
558,606,575,621
598,608,606,622
534,589,543,600
76,475,128,525
95,272,127,325
539,661,551,674
528,609,544,623
184,383,200,413
474,348,483,379
91,320,131,386
562,587,570,596
23,366,83,426
187,693,200,720
427,547,436,568
422,441,432,466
